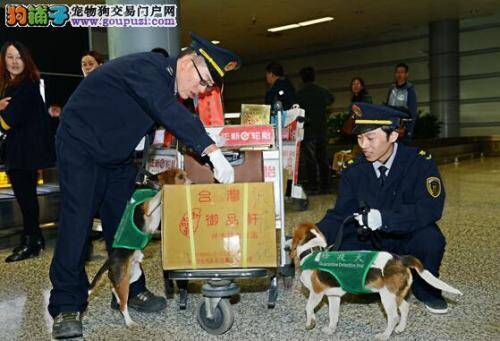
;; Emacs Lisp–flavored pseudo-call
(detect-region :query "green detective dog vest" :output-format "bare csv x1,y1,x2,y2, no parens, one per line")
112,189,159,250
301,251,379,294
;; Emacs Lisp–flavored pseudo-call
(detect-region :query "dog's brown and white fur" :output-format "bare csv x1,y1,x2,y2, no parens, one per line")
289,223,462,340
89,168,190,327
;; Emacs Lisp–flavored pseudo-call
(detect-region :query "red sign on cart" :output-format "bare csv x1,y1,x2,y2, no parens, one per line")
206,125,274,148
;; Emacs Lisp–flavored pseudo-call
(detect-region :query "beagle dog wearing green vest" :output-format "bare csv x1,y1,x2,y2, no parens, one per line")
289,223,462,340
89,168,190,327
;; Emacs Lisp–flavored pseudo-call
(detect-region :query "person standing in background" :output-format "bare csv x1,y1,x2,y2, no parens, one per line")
296,66,334,194
386,63,417,143
264,61,296,111
342,76,373,137
48,50,106,118
350,76,372,104
80,50,105,78
0,41,55,262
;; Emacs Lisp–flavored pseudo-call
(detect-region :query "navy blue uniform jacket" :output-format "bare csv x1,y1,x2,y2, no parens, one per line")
57,53,214,166
265,77,296,111
317,143,445,244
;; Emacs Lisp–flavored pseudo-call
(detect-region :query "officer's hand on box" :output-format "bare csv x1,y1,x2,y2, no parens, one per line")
206,145,234,184
354,209,382,231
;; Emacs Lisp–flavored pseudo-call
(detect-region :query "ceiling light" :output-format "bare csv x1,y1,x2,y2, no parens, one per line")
298,17,334,26
211,40,220,44
181,47,188,51
268,23,300,32
268,17,333,33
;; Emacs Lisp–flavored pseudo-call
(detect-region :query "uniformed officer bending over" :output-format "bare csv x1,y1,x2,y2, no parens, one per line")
317,103,449,314
49,33,241,339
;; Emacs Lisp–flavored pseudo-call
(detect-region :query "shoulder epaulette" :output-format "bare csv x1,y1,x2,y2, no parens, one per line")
418,149,433,160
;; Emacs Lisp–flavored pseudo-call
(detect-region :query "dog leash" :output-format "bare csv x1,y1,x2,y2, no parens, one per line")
326,215,355,252
328,201,370,251
326,214,383,252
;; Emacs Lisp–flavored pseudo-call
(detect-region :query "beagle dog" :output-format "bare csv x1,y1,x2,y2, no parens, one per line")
89,168,190,327
289,222,462,340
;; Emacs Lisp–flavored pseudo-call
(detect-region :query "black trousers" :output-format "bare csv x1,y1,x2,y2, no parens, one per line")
48,136,145,317
301,138,330,190
7,169,41,237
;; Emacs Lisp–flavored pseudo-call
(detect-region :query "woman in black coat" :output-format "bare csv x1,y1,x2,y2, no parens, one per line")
350,76,372,104
0,41,54,262
342,76,373,136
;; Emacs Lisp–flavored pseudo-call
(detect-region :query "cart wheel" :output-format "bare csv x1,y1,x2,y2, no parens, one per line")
283,275,294,289
197,298,234,335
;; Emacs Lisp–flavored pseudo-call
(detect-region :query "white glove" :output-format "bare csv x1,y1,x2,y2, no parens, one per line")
208,149,234,184
354,209,382,231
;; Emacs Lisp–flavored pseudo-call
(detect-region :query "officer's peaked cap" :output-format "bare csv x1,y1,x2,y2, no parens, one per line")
351,103,409,135
189,32,241,88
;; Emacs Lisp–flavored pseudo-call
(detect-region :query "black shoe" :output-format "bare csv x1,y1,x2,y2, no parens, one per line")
13,233,45,253
423,296,449,314
6,235,43,263
111,289,167,313
52,312,83,339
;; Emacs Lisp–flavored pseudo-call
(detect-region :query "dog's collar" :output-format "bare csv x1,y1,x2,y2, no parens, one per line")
299,246,324,262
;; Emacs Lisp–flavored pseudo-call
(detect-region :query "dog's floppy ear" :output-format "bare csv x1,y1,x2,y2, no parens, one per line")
290,224,305,260
290,222,319,259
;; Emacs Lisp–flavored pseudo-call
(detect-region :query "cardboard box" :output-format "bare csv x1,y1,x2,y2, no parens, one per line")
241,104,271,125
162,183,277,270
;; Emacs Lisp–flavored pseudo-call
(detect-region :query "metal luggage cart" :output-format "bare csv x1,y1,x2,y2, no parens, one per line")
275,103,309,211
159,105,295,335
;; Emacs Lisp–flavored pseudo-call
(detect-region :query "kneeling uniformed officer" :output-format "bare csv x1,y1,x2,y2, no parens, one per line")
49,34,241,339
317,103,449,314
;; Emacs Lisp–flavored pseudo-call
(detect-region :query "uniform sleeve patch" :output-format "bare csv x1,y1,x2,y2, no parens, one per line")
426,177,441,198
